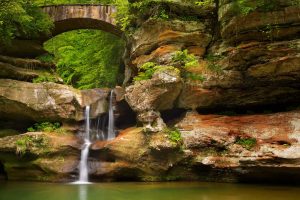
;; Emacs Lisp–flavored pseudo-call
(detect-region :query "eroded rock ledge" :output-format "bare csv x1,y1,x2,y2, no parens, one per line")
123,0,300,131
89,110,300,183
0,79,109,122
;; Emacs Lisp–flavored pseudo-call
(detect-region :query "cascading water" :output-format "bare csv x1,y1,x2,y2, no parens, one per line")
73,91,116,184
107,90,115,140
75,106,91,184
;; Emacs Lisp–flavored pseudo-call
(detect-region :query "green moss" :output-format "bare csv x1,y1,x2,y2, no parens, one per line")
133,62,179,82
32,75,58,83
164,127,182,144
15,135,49,156
234,0,282,16
36,54,54,64
235,137,257,150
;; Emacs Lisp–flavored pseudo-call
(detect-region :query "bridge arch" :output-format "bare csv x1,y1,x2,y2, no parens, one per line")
42,4,123,38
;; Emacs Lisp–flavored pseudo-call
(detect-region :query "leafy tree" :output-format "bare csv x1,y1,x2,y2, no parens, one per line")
0,0,53,45
44,29,125,89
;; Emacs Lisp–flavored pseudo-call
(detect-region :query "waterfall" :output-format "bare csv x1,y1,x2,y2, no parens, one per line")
107,90,115,140
75,106,91,184
73,90,116,184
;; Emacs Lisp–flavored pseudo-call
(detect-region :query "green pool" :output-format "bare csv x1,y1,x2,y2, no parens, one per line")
0,182,299,200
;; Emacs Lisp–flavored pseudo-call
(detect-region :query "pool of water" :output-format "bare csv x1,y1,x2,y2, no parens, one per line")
0,181,299,200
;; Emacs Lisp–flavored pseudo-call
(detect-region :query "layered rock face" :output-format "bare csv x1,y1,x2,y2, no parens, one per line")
116,0,300,182
90,110,300,182
125,0,300,113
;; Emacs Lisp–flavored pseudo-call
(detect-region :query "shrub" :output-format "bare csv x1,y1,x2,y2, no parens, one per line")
165,127,182,144
32,75,58,83
0,0,53,45
27,122,61,132
172,50,199,68
36,54,54,63
235,137,257,150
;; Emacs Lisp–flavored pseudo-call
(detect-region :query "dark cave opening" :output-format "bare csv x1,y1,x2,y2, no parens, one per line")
0,161,7,181
196,102,300,116
161,108,187,125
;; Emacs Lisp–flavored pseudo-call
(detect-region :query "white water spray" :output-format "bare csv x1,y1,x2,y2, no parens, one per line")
75,106,91,184
107,90,115,140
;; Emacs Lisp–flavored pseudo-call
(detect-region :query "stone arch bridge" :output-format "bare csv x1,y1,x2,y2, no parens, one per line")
41,4,122,38
0,4,123,57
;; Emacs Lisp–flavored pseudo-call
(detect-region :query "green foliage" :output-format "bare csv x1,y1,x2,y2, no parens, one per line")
235,137,257,150
172,50,199,68
135,52,204,83
27,122,61,132
32,75,58,83
113,0,132,31
36,54,54,63
44,29,125,89
133,62,179,82
134,62,157,82
194,0,214,7
151,7,169,20
0,0,53,45
15,135,49,156
234,0,281,16
171,49,206,82
165,127,182,144
113,0,171,32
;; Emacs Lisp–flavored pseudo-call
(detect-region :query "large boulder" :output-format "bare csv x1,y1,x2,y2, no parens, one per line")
125,67,182,131
0,79,109,122
0,132,80,181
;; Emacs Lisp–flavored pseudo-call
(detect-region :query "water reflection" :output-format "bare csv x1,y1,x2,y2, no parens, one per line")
1,182,300,200
78,185,88,200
